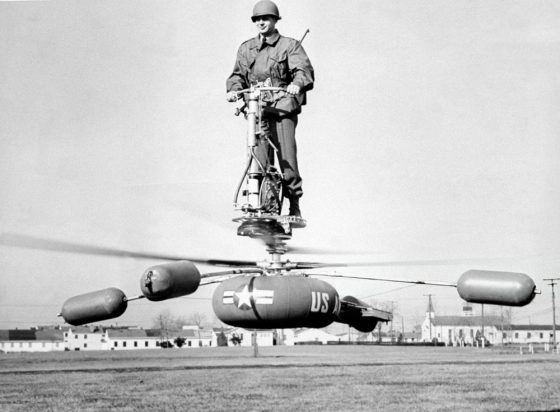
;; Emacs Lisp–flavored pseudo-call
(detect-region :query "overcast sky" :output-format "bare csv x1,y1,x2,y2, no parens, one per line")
1,0,559,330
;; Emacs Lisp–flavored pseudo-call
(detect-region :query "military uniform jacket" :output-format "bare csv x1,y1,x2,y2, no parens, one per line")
226,30,314,115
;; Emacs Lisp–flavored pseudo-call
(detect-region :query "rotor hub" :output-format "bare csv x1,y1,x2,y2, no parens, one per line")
233,214,307,272
233,216,292,254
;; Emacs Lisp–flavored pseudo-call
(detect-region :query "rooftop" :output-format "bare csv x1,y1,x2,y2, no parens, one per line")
0,329,64,342
431,315,505,327
509,324,560,331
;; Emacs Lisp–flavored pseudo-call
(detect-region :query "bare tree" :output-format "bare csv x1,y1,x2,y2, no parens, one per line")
152,311,200,330
152,310,176,345
188,312,207,327
152,310,209,345
174,315,189,329
188,312,207,341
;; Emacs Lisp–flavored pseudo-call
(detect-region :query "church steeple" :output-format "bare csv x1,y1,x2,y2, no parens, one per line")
424,294,435,342
425,294,435,318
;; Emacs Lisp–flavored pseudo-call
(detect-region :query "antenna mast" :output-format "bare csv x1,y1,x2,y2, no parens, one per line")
544,277,560,349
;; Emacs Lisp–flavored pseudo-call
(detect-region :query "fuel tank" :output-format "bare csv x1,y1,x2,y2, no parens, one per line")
212,276,340,329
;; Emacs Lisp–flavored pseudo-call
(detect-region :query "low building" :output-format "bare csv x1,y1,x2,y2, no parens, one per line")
108,329,161,350
65,327,107,351
421,301,505,345
421,304,560,346
402,331,421,343
0,328,65,353
504,324,560,345
234,328,275,347
213,327,278,347
337,330,393,343
181,326,213,348
294,328,339,345
422,314,505,345
278,329,295,346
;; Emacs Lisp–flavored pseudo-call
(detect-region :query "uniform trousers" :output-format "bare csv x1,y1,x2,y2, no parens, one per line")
256,113,303,199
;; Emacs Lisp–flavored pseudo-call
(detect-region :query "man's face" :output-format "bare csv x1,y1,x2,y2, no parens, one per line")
254,15,277,37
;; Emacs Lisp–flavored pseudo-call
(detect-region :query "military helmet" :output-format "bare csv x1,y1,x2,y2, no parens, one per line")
251,0,281,22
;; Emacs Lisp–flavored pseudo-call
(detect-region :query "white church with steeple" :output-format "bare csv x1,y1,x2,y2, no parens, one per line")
421,301,505,345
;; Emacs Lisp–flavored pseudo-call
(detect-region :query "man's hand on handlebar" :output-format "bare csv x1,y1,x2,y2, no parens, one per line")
227,83,298,103
286,84,300,95
226,91,238,102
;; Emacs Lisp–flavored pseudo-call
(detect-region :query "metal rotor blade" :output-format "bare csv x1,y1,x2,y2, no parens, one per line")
200,268,263,285
292,257,506,270
201,268,264,278
0,233,258,267
284,245,368,255
311,272,457,287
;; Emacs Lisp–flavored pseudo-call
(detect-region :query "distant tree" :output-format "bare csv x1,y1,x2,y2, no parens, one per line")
174,337,186,348
230,333,242,346
217,332,228,347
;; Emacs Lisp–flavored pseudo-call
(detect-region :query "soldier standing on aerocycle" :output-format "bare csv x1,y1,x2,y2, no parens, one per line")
226,0,314,218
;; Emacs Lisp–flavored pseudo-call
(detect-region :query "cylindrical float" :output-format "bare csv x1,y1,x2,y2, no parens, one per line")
140,261,201,301
336,296,379,333
457,270,536,306
60,287,127,326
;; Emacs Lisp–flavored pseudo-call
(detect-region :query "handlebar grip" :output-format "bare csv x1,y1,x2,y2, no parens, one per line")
234,86,286,96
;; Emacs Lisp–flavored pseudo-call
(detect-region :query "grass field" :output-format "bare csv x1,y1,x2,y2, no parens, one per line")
1,345,559,411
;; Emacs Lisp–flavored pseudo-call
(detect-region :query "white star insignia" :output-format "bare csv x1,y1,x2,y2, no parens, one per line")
235,285,253,309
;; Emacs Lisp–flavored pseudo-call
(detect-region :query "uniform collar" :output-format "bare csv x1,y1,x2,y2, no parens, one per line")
259,30,280,48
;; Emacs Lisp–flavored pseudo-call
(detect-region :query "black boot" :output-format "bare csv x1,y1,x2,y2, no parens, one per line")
288,197,302,218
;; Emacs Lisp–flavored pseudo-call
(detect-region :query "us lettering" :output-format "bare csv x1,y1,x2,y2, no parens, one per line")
311,291,330,313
